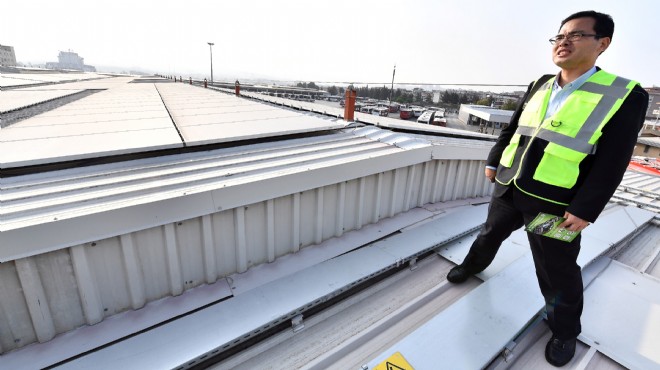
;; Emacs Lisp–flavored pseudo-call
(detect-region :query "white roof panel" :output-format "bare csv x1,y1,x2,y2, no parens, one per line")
1,127,181,168
0,72,106,88
581,260,660,370
0,89,84,113
1,83,183,168
155,84,345,146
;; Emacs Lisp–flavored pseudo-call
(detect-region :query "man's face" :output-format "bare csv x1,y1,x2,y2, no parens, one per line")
552,17,610,71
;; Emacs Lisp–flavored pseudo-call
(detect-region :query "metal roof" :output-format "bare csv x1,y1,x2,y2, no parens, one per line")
460,104,515,123
0,89,85,113
1,82,182,167
2,71,659,370
637,135,660,148
0,71,104,89
613,171,660,214
0,126,435,261
0,74,346,169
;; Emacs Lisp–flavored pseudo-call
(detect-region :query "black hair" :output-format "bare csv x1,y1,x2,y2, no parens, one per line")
560,10,614,40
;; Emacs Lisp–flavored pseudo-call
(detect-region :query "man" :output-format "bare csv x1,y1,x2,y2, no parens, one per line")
446,10,648,367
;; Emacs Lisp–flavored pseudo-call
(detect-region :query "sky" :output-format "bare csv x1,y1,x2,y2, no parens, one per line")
2,0,659,90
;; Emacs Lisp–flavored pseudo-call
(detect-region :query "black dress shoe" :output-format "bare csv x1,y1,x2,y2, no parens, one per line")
545,336,576,367
447,265,472,283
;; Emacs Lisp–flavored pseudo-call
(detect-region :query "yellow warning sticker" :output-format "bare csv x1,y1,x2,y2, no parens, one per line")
373,351,415,370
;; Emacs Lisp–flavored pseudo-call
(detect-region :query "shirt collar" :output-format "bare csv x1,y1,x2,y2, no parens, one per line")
553,66,598,91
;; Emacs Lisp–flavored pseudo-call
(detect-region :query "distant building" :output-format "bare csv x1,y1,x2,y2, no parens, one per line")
46,50,96,72
433,91,441,104
0,44,17,66
633,134,660,159
646,87,660,121
489,93,520,109
458,104,514,133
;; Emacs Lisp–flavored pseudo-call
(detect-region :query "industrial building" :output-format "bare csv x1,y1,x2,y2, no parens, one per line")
0,44,17,67
45,50,96,72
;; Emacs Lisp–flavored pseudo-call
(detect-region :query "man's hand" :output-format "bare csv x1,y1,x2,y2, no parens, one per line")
485,168,496,183
558,211,590,232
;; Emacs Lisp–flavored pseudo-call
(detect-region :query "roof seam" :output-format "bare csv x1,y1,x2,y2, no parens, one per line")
154,83,186,146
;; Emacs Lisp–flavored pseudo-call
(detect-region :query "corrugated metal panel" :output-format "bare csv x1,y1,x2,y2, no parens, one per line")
0,127,493,355
613,171,660,214
31,204,489,370
1,128,435,255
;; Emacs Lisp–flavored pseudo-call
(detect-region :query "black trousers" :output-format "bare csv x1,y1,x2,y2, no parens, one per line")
462,184,583,340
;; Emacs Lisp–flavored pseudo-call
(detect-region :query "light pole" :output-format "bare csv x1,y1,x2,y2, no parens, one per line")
389,64,396,107
207,42,214,83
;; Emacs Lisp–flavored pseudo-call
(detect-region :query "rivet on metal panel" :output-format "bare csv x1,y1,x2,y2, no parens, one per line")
292,314,305,333
91,242,97,247
361,365,369,370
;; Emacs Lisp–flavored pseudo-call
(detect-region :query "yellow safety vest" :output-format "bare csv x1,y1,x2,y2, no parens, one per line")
498,70,638,200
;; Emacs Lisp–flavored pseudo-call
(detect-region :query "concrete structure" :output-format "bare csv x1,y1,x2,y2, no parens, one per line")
489,93,520,109
0,44,17,67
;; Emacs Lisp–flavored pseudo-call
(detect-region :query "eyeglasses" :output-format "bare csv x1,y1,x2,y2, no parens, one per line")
549,32,602,45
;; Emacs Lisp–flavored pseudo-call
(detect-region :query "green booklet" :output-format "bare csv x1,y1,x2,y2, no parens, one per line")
525,212,580,242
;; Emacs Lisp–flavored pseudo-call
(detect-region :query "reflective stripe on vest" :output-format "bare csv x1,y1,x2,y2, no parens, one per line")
499,70,639,191
513,75,633,155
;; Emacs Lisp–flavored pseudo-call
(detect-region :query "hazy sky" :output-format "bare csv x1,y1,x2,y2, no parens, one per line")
3,0,659,88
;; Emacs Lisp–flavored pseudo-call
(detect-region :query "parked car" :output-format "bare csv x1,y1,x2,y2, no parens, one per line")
417,110,435,124
416,110,448,127
432,116,447,127
372,107,389,116
361,105,375,114
412,107,425,117
400,108,413,120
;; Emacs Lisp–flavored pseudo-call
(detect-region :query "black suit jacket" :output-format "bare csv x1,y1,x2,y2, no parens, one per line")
487,70,649,222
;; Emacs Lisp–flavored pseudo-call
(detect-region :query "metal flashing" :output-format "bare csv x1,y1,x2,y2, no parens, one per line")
581,259,660,369
369,206,655,369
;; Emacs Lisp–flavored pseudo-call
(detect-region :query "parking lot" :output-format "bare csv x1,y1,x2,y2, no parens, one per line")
312,99,503,136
